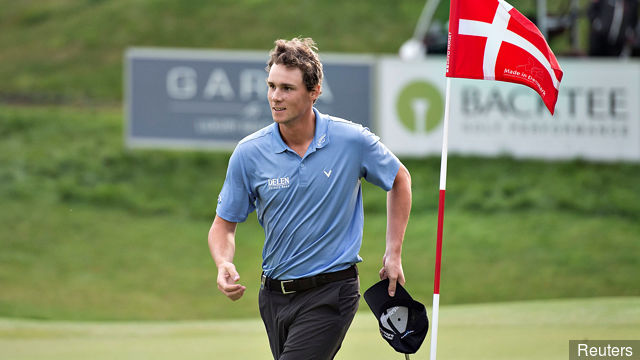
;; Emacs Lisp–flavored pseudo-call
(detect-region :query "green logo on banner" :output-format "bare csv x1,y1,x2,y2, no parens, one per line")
396,81,444,133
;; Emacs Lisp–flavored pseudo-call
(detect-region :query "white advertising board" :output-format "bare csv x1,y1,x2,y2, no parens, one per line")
378,57,640,161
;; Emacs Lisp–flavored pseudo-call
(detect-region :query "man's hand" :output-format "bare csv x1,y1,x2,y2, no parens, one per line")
217,262,246,301
379,253,405,297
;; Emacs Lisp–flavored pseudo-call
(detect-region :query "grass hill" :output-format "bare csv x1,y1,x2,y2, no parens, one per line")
0,0,637,321
1,0,587,103
1,105,638,320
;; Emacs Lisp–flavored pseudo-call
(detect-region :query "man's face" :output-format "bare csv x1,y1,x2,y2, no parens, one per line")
267,63,319,125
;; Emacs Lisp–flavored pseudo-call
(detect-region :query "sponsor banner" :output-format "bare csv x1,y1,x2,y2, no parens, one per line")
125,48,373,149
378,57,640,161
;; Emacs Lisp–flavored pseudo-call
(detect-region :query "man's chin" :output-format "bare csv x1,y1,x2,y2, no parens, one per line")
271,113,288,123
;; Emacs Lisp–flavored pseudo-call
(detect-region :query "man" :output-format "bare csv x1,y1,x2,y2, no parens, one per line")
208,37,412,360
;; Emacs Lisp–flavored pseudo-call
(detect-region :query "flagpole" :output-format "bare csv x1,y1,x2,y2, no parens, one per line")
430,77,451,360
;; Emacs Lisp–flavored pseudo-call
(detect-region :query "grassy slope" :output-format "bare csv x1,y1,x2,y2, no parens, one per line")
0,0,634,321
1,297,638,360
0,0,421,101
2,105,638,223
0,0,587,102
1,105,639,320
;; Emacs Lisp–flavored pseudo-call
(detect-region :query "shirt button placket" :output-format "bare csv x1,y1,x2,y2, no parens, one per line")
299,161,308,187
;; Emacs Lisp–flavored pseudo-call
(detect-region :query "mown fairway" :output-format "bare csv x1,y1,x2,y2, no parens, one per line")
1,297,638,360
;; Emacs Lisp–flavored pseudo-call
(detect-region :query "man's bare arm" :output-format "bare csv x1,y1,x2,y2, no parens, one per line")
379,164,412,297
208,215,246,301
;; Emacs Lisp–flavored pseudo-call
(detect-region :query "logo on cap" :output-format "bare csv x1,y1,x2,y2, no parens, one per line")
380,306,409,333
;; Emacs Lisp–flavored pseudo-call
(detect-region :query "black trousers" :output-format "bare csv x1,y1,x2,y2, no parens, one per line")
259,276,360,360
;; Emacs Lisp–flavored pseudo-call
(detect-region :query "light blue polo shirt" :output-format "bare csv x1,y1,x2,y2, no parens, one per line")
216,108,400,280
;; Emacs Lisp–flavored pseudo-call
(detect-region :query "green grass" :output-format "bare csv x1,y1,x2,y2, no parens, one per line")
1,104,639,320
0,0,636,333
2,105,638,223
3,197,638,320
0,0,592,103
1,297,638,360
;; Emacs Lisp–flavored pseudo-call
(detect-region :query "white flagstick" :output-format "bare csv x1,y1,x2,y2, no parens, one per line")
430,78,452,360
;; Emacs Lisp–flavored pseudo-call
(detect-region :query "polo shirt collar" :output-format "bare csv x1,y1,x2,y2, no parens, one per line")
311,107,330,150
270,123,288,153
271,107,330,154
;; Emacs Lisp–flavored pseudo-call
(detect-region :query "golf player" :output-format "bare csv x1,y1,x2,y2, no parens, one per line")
208,37,412,360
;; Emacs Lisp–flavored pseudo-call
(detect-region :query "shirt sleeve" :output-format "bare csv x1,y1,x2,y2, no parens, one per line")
215,145,256,222
359,127,401,191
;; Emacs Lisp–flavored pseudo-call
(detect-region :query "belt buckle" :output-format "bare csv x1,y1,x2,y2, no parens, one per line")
280,280,295,294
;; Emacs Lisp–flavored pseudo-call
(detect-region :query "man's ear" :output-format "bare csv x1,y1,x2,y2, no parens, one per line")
310,84,322,102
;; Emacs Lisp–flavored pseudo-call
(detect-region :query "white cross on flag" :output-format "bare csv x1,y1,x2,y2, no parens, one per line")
446,0,564,114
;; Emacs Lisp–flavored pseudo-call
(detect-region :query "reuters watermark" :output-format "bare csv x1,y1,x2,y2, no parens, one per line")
570,340,640,360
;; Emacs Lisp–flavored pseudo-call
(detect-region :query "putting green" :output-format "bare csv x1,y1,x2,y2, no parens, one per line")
1,297,638,360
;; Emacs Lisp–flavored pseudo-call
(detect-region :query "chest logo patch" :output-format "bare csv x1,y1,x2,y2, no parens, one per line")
323,169,332,178
268,177,290,190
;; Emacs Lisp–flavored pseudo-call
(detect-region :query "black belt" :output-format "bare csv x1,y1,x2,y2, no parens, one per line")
261,265,358,295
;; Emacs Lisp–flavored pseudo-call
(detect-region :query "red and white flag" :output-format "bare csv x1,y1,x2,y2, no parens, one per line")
446,0,564,114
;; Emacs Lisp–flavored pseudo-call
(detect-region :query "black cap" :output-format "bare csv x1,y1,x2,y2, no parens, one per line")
363,279,429,354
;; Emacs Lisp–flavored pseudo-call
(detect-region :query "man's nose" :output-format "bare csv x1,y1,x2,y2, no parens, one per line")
271,88,282,101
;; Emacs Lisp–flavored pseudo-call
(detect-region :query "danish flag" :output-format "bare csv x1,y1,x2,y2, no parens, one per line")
446,0,563,114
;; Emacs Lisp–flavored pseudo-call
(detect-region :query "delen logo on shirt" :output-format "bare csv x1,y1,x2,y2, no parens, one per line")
268,177,290,190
